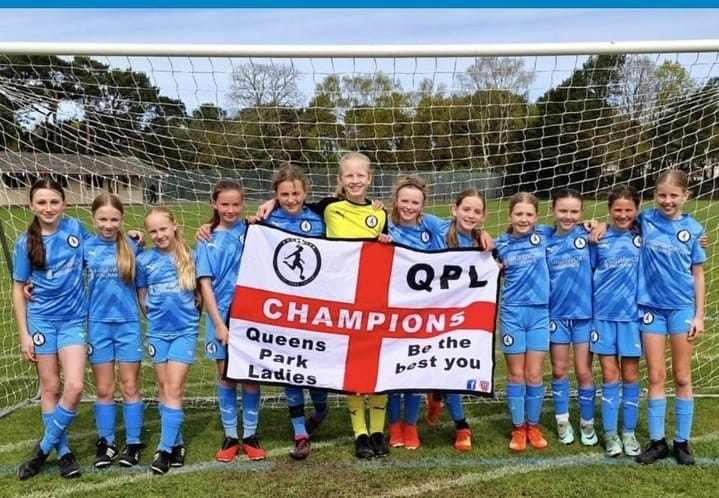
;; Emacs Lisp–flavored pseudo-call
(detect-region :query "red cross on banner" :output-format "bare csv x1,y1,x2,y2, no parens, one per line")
343,241,394,393
226,223,498,395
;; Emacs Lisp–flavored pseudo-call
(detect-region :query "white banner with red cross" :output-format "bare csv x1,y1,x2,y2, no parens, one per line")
225,223,499,395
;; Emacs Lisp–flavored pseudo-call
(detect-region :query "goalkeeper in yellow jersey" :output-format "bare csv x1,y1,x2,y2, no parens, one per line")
257,151,390,459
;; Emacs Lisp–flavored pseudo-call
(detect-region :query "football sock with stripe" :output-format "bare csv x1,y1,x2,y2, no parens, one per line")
123,400,144,445
674,397,694,443
40,403,75,455
622,382,640,433
368,394,388,435
526,383,545,426
218,384,239,439
578,384,596,422
241,389,261,439
601,382,620,435
507,383,526,426
94,400,116,445
552,378,570,419
647,396,667,441
347,394,367,438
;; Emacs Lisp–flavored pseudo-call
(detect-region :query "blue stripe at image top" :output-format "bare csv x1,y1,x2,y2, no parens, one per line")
1,1,717,8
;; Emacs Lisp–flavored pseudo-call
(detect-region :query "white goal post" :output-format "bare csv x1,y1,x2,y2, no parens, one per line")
0,40,718,415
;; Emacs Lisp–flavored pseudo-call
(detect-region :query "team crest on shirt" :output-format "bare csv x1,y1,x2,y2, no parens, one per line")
502,334,514,346
67,235,80,248
31,332,46,346
633,235,642,248
574,237,587,249
365,215,379,229
677,229,691,243
530,233,541,246
421,231,430,244
147,344,156,357
206,342,217,354
299,220,312,233
273,237,321,287
642,312,655,325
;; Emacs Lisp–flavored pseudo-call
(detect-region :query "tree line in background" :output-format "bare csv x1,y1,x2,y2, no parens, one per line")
0,53,717,198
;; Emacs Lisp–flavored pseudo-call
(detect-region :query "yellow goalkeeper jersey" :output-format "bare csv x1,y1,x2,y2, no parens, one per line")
310,197,387,239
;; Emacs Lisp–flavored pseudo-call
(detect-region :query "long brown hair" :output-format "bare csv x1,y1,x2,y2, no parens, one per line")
27,178,65,269
91,192,135,284
207,179,244,231
446,188,486,249
389,175,428,225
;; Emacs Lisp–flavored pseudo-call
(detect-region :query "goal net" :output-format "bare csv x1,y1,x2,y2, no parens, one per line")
1,41,718,415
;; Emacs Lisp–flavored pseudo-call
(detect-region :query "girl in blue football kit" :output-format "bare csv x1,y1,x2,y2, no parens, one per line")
634,170,705,466
431,188,489,453
385,175,445,451
589,185,642,458
86,193,145,469
197,180,267,463
546,189,597,447
14,178,89,480
136,207,200,475
494,192,550,452
263,164,329,460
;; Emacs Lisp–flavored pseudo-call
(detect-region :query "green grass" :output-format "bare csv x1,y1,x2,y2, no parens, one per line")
0,397,718,497
0,199,718,496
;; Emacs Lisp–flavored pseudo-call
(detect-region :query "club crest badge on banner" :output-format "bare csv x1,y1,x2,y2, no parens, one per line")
225,223,499,395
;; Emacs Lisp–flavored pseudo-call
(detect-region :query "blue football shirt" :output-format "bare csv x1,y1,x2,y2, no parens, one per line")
389,213,445,250
590,226,641,321
546,224,592,319
195,221,247,316
136,248,200,335
264,206,325,237
494,227,550,306
13,216,89,320
637,208,706,310
85,235,142,322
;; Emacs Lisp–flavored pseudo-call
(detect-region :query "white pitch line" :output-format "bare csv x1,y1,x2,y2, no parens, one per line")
381,453,605,497
17,436,353,498
20,460,274,498
690,430,719,443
